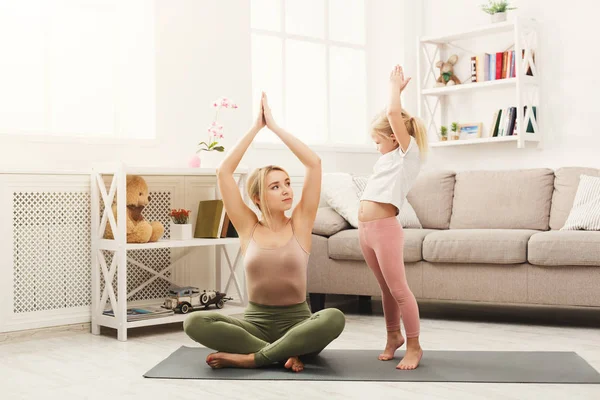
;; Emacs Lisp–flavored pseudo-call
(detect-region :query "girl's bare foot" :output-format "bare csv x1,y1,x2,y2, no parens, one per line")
206,352,256,369
396,337,423,370
284,356,304,372
379,330,405,361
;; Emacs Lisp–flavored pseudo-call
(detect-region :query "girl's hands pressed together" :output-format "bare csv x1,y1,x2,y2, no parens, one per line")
262,92,279,131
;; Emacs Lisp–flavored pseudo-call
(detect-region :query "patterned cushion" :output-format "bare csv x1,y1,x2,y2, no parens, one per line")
561,175,600,231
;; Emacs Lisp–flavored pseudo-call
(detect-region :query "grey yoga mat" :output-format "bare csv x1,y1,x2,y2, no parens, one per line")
143,346,600,383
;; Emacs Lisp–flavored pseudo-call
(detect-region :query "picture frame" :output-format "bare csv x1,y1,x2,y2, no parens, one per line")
459,123,483,140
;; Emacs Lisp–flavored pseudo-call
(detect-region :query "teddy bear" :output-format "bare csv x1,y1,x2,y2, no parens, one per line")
435,54,461,87
104,175,165,243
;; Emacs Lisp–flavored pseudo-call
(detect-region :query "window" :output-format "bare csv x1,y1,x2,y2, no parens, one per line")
251,0,368,147
0,0,155,140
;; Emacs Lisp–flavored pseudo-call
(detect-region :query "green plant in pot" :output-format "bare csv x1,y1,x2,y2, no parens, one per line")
440,126,448,141
481,1,516,23
450,122,460,140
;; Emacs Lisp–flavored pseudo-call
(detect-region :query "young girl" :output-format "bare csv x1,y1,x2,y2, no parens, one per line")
358,65,428,370
183,92,345,373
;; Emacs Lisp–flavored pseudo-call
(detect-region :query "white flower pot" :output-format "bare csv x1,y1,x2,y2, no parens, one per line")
170,223,192,240
491,12,507,23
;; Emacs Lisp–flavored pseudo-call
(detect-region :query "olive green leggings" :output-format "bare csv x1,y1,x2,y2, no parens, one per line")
183,301,346,367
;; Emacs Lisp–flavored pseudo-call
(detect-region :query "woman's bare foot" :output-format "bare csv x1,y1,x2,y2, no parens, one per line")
396,337,423,370
206,352,256,369
379,330,405,361
284,356,304,372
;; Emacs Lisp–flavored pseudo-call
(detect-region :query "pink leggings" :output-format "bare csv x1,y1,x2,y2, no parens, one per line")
358,216,420,338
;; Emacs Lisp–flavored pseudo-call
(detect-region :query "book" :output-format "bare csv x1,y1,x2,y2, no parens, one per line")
225,219,239,237
470,56,477,83
494,52,501,80
489,109,499,137
218,212,239,238
194,200,225,238
506,107,517,136
510,50,515,78
492,108,502,137
497,108,506,136
103,305,174,322
476,53,490,82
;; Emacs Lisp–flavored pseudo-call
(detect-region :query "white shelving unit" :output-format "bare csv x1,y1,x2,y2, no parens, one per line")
417,18,540,149
90,164,249,341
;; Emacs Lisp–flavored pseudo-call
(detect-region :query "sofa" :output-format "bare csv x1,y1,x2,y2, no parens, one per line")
307,167,600,313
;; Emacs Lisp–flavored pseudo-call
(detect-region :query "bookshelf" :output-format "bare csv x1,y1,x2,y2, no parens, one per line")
417,18,540,149
90,163,248,341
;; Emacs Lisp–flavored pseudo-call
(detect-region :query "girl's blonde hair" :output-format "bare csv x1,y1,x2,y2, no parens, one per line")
246,165,289,229
371,109,429,158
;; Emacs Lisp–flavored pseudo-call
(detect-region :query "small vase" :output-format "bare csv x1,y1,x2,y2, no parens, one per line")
201,150,224,171
188,155,201,168
451,134,460,141
490,12,507,23
170,223,192,240
441,136,448,141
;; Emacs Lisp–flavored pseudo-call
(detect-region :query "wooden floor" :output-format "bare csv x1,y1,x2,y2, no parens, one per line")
2,297,600,400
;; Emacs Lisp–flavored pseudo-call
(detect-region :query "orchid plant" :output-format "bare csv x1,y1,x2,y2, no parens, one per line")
197,97,238,153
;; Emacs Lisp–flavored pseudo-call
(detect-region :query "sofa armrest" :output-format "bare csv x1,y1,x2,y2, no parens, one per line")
312,207,351,237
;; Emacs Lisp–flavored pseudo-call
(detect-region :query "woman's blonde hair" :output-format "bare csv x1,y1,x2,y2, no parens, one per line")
246,165,289,229
371,108,429,158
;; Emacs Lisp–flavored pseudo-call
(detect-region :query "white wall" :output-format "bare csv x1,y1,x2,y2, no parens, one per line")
415,0,600,172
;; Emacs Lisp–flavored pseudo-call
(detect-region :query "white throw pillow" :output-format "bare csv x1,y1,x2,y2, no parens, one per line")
561,175,600,231
322,173,422,229
321,173,361,227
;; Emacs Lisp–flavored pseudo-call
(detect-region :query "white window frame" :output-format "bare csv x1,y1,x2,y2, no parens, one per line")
250,1,377,154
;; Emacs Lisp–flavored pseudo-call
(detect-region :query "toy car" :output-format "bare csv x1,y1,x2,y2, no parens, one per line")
163,286,233,314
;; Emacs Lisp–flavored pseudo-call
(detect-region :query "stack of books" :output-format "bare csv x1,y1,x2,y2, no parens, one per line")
489,106,537,137
103,305,174,321
194,199,239,239
471,50,534,83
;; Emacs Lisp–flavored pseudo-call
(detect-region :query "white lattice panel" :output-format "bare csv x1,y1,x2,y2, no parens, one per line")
99,191,173,303
12,192,91,313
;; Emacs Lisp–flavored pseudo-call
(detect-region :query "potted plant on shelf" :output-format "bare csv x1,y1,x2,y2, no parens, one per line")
481,1,516,23
450,122,460,140
440,126,448,141
169,209,192,240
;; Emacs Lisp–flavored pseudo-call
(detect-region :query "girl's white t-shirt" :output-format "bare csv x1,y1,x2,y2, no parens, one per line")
360,136,421,212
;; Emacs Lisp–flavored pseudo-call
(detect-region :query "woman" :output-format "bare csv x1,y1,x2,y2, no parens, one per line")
183,92,345,373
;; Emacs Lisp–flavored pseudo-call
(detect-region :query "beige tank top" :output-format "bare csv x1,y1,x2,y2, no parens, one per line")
244,219,309,306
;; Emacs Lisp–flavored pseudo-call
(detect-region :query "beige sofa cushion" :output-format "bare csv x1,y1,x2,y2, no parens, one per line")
528,231,600,267
549,167,600,230
449,169,554,230
423,229,539,264
327,228,436,262
406,170,456,230
312,207,351,237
